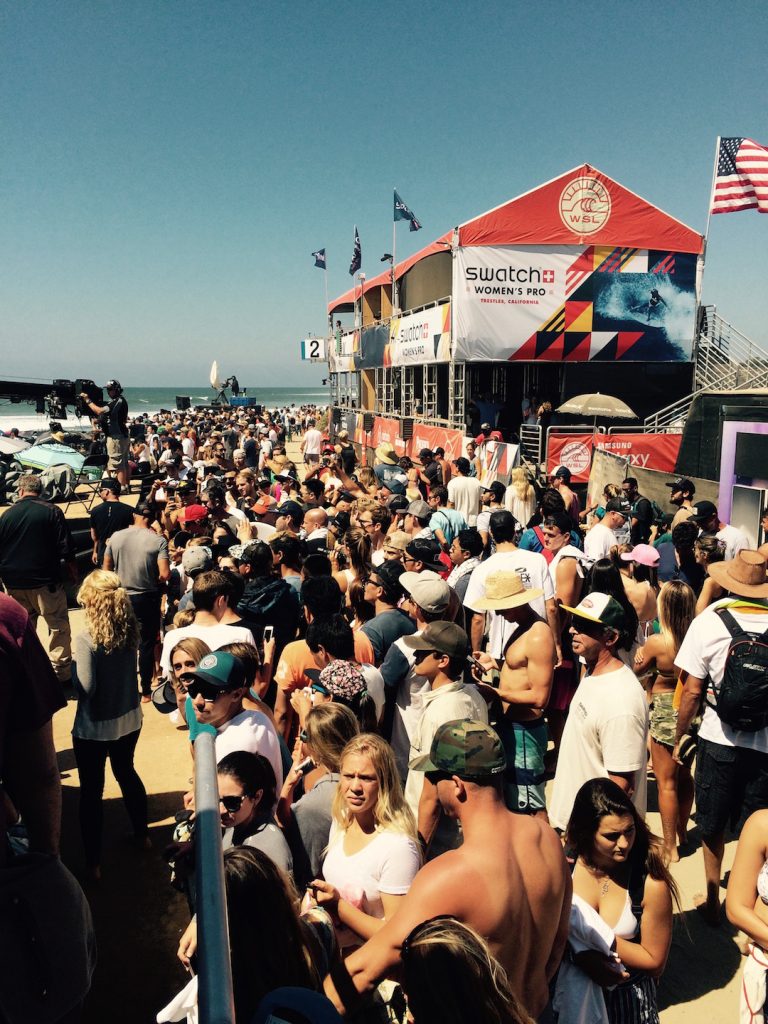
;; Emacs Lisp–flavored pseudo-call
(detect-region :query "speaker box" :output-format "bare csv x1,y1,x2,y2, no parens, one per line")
363,412,375,432
176,396,191,411
332,407,342,426
402,418,414,441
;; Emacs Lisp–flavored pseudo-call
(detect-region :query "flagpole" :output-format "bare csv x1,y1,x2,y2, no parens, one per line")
392,187,398,314
703,136,721,255
695,136,721,351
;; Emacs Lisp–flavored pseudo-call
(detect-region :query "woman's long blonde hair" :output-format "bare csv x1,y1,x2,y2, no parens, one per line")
658,580,696,657
333,733,416,839
510,466,534,502
401,917,533,1024
77,570,139,654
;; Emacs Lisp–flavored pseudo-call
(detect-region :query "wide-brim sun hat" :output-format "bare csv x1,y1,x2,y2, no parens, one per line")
473,571,543,611
375,444,398,466
707,550,768,598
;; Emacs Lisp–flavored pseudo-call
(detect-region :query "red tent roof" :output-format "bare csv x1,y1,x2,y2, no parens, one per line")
457,164,703,251
327,165,703,312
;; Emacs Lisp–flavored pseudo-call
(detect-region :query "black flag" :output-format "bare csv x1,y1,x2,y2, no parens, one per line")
349,226,361,276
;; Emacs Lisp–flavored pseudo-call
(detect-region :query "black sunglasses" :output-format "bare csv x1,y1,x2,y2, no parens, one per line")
186,680,225,702
219,794,247,813
413,649,438,664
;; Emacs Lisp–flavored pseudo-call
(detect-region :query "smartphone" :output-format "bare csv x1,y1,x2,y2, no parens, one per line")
467,655,487,674
263,625,274,643
296,756,315,775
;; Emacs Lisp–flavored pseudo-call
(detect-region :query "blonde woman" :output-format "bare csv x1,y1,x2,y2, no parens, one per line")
505,466,536,530
400,917,534,1024
72,570,148,879
635,580,696,861
311,733,421,950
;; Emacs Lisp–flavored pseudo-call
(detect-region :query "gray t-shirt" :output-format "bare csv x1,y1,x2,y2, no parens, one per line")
290,773,338,887
105,527,168,595
223,815,293,877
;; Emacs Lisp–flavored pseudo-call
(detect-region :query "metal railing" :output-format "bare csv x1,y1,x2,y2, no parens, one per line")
194,732,235,1024
519,424,543,464
644,306,768,432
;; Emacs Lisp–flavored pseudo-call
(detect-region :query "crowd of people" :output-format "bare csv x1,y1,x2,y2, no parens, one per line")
2,386,768,1024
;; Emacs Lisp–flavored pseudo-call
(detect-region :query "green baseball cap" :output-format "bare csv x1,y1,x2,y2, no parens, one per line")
410,720,506,780
189,651,247,692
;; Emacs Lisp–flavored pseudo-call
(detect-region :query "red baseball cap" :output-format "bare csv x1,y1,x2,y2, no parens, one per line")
182,504,208,523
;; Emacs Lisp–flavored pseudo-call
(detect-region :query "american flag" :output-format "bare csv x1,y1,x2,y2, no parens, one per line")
711,137,768,214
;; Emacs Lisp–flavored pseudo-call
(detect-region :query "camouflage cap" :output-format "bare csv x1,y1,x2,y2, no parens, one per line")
410,719,506,780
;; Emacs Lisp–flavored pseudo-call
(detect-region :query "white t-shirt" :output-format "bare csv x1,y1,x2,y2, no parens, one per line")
549,663,649,831
716,524,750,561
463,548,554,660
404,682,489,818
675,599,768,753
584,522,618,562
447,476,485,525
159,622,256,675
380,633,431,779
303,428,323,456
322,824,421,946
215,708,284,791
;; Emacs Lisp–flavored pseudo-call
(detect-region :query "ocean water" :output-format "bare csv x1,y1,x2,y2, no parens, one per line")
0,385,330,434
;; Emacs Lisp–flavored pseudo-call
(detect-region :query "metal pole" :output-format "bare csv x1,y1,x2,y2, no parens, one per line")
194,732,235,1024
392,197,398,313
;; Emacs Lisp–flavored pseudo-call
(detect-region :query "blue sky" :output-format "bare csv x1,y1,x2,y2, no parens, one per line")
2,0,766,387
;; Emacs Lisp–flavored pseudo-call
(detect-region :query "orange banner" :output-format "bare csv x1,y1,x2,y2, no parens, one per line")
547,432,682,483
353,415,463,462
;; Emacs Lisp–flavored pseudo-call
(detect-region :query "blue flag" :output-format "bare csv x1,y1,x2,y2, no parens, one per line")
349,226,361,276
312,248,326,269
394,190,422,232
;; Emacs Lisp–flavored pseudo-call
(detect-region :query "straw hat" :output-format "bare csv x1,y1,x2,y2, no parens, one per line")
375,444,397,466
473,571,544,611
384,530,410,553
707,550,768,598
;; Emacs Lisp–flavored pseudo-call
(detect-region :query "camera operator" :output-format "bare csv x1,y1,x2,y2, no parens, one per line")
79,379,130,489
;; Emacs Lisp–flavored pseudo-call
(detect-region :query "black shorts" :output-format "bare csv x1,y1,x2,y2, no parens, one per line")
694,736,768,838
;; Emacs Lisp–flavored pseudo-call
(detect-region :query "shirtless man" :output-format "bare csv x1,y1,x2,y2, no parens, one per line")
325,720,570,1018
473,571,555,816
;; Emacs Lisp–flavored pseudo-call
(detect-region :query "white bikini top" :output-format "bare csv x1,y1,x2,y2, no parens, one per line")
612,891,640,940
757,859,768,905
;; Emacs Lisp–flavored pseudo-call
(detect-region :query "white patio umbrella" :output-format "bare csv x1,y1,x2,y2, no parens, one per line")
556,393,637,420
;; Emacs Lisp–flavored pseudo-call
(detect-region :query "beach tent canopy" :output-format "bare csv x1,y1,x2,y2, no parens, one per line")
328,164,704,314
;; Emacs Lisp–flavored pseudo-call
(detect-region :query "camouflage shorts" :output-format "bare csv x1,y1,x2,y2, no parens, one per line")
649,691,677,748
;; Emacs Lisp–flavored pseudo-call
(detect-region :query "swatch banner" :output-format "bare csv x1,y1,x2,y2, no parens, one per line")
546,432,682,483
353,415,463,461
385,303,451,367
453,244,697,363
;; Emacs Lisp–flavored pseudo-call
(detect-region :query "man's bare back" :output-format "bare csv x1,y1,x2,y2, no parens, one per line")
337,790,571,1018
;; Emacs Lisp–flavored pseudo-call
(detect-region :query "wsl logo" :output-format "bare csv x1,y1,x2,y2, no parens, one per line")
559,176,611,235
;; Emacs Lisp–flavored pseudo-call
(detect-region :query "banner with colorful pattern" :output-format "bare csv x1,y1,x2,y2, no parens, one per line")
454,244,697,362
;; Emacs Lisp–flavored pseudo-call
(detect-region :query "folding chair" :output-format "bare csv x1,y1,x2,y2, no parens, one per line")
62,454,108,515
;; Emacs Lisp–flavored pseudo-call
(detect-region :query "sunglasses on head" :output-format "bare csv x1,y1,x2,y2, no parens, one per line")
219,794,247,813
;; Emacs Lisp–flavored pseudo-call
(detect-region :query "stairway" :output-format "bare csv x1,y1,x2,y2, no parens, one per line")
644,306,768,431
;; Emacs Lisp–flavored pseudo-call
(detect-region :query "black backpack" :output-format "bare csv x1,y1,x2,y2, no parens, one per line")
708,608,768,732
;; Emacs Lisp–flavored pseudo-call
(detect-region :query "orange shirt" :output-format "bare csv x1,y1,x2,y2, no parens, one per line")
274,630,375,693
